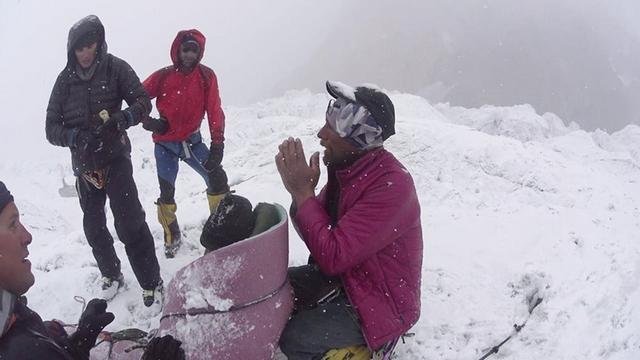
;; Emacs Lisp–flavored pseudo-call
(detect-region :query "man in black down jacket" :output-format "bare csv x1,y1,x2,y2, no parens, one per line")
45,15,163,307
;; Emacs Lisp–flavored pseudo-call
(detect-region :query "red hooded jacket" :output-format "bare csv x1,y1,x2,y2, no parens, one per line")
143,29,225,144
294,148,423,350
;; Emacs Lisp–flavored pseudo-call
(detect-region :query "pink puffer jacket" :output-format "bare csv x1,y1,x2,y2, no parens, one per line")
295,148,423,350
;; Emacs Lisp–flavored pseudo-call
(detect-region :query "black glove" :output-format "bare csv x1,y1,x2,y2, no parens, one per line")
97,111,130,134
204,143,224,170
142,335,185,360
142,116,169,135
70,298,115,357
75,130,103,152
207,164,229,194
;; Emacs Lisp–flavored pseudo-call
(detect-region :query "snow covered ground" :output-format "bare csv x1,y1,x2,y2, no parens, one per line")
1,89,639,359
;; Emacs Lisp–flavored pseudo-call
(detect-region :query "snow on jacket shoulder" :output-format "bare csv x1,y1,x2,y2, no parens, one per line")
294,148,423,350
143,29,225,144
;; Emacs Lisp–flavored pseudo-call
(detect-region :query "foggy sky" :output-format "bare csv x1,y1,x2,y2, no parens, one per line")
286,0,640,131
0,0,638,146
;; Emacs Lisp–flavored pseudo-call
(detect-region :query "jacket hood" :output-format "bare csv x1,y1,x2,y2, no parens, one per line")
66,15,107,67
170,29,206,67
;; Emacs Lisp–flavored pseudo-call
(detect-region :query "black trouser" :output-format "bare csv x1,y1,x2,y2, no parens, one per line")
279,265,366,359
279,293,365,360
77,155,161,290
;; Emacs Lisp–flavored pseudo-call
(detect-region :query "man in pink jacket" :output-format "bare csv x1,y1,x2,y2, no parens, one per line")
275,81,423,359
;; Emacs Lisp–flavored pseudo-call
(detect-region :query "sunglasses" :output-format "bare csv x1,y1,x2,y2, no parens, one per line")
181,44,200,54
325,98,354,120
325,99,336,118
326,98,360,132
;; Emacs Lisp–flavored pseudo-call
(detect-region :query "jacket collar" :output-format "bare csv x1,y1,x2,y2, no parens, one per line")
334,147,386,184
0,289,17,338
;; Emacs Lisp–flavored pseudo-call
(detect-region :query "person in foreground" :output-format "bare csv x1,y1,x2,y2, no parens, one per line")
275,81,423,359
0,181,183,359
45,14,163,306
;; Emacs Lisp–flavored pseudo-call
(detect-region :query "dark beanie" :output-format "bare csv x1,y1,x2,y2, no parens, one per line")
0,181,14,213
182,33,197,44
200,194,255,252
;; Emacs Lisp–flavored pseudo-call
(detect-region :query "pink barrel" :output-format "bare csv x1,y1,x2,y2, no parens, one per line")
158,203,293,359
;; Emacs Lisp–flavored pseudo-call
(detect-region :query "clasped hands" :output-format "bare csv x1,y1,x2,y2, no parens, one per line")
275,137,320,208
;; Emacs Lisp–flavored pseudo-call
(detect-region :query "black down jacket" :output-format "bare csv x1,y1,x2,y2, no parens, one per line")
0,301,80,360
46,15,151,173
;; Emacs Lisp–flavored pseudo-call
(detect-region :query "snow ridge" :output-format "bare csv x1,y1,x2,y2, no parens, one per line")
2,90,638,359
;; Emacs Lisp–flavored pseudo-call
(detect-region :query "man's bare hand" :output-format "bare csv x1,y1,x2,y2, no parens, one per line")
275,137,320,207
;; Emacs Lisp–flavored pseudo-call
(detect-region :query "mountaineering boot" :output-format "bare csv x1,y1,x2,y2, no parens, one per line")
207,191,228,214
142,280,164,307
322,346,371,360
101,273,124,301
157,199,181,258
371,337,400,360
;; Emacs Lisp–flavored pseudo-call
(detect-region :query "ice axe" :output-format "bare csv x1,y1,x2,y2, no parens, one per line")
99,109,110,123
87,109,110,152
58,177,78,198
95,110,110,134
57,165,78,198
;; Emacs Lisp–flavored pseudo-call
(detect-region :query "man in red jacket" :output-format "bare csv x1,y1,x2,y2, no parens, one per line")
275,81,423,359
143,29,229,258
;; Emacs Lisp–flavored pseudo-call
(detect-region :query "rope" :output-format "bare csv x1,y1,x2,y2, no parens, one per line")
477,297,543,360
160,278,289,322
73,295,87,315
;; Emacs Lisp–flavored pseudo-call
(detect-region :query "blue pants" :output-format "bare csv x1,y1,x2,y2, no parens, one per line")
154,132,211,203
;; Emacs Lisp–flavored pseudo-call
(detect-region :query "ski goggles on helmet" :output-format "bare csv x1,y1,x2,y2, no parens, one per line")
325,98,384,149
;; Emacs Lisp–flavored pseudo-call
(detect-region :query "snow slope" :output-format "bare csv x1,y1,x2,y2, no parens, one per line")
1,90,639,359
